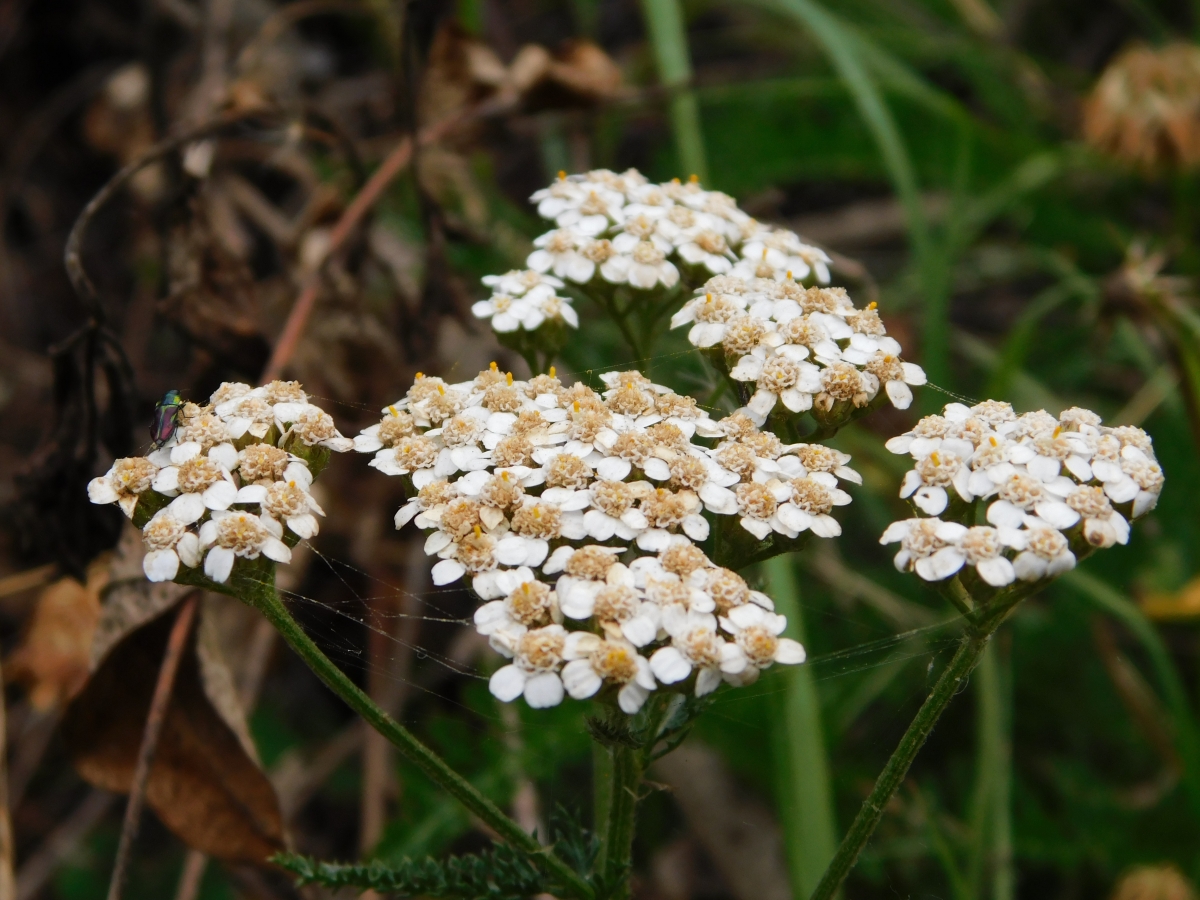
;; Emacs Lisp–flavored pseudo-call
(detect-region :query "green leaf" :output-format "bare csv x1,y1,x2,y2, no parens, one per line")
1065,569,1200,821
275,844,550,900
764,555,838,898
641,0,708,181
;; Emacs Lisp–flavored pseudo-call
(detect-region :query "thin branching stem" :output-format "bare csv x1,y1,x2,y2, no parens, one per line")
243,577,595,900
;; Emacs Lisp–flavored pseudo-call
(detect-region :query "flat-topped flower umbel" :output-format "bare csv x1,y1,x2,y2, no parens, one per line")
88,380,349,584
354,365,836,712
882,401,1163,587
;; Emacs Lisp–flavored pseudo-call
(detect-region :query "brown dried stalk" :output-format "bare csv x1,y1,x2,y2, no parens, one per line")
106,592,200,900
260,96,515,382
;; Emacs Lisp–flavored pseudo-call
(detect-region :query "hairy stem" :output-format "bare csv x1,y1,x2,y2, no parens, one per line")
246,579,594,900
597,743,643,899
808,630,991,900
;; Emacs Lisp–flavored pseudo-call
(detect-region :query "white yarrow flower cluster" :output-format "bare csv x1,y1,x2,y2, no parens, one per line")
472,270,579,333
882,401,1164,587
671,276,926,424
524,170,832,297
88,380,351,583
357,366,821,713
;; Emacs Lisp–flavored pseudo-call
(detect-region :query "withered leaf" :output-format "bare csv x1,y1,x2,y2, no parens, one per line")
62,526,284,864
8,558,107,710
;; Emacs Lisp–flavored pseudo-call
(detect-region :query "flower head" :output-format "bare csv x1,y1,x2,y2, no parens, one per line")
360,365,812,713
87,380,347,586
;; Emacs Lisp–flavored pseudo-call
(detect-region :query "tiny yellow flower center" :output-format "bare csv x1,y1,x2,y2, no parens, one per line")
506,372,513,386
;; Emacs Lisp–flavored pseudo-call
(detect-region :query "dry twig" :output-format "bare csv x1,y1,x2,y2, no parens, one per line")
105,592,200,900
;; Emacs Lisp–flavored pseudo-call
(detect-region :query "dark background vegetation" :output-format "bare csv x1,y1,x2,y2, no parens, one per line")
3,0,1200,898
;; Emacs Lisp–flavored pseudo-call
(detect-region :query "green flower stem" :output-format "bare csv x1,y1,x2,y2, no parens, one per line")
596,743,643,899
245,579,594,900
808,629,991,900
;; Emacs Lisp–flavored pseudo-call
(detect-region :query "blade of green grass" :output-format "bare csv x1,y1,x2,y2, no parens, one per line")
743,0,957,393
966,641,1014,900
640,0,708,181
765,555,838,899
1065,569,1200,821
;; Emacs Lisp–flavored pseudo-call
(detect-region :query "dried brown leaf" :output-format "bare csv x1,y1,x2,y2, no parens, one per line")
61,526,284,864
7,559,107,710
